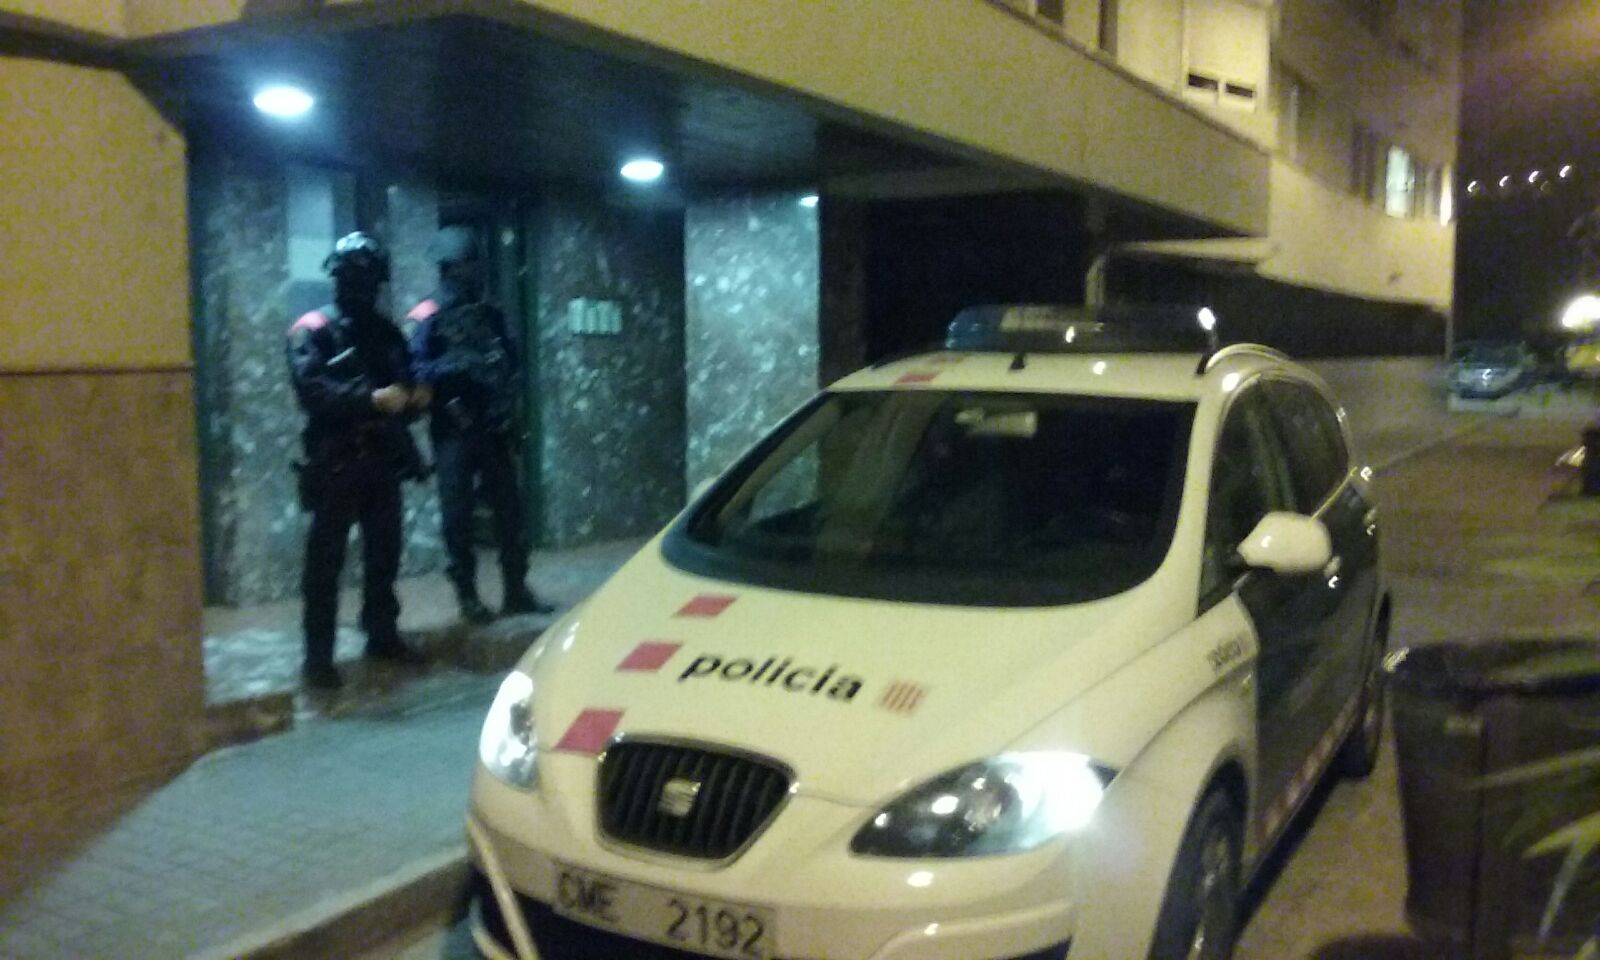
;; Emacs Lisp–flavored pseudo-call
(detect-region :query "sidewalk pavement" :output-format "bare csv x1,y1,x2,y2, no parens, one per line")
0,541,642,960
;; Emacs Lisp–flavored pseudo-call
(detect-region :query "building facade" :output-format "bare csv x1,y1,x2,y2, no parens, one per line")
0,0,1458,812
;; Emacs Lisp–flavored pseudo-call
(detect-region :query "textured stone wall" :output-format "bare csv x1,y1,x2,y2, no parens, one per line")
531,196,687,546
0,371,206,809
192,156,446,605
685,193,821,489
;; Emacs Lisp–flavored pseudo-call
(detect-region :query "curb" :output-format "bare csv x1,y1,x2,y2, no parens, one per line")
196,845,471,960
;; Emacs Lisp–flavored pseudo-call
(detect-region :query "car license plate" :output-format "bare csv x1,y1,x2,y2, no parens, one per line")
552,863,775,959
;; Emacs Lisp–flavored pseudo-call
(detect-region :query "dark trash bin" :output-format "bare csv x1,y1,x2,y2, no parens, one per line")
1389,638,1600,960
1582,427,1600,495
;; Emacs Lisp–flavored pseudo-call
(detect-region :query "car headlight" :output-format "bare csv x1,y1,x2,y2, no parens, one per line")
479,670,539,789
850,752,1115,858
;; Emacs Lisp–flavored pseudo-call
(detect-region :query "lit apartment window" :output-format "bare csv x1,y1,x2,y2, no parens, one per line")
1183,0,1268,112
1386,146,1416,218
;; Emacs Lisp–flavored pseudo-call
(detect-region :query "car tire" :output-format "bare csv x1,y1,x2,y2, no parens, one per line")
1336,612,1389,780
1148,789,1242,960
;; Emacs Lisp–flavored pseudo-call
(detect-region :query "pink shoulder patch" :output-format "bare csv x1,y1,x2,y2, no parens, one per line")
406,298,440,323
290,310,329,334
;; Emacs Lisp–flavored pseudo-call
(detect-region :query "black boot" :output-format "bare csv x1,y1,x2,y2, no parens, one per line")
302,661,345,691
456,583,495,625
503,582,554,616
365,625,426,665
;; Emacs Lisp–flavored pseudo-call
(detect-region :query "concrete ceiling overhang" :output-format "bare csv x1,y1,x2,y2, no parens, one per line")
127,13,967,195
104,2,1235,242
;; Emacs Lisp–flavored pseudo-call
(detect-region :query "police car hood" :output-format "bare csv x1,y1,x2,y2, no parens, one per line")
523,542,1188,806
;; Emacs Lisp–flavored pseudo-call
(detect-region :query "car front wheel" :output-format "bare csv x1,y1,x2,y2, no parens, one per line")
1148,789,1242,960
1336,610,1389,780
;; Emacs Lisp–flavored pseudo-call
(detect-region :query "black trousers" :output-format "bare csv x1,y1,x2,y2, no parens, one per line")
301,471,402,668
434,430,527,594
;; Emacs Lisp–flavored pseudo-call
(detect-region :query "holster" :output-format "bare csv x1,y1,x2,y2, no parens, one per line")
293,458,333,512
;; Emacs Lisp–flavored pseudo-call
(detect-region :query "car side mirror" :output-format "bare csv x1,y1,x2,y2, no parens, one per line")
1236,512,1332,576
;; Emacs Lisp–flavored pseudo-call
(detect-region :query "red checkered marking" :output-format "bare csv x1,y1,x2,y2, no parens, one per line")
676,594,737,618
555,709,624,755
878,681,928,714
617,641,682,673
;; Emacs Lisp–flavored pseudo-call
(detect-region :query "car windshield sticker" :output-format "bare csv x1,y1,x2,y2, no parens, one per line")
555,708,625,754
878,681,927,714
676,594,737,618
616,641,682,672
678,654,863,702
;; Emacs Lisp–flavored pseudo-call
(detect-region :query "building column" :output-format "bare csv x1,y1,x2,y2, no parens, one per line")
0,55,205,817
684,192,822,490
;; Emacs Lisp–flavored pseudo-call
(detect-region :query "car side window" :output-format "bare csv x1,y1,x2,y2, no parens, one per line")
1263,380,1349,514
1202,390,1295,602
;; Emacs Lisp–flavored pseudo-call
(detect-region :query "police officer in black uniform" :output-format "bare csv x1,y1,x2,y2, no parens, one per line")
287,232,428,690
405,226,551,623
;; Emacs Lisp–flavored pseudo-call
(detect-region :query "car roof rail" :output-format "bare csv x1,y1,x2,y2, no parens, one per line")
1198,342,1289,374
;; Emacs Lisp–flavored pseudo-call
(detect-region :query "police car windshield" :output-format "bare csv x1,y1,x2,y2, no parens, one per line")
666,390,1194,607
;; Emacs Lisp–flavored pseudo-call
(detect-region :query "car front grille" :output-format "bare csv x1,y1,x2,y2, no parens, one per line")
597,740,790,860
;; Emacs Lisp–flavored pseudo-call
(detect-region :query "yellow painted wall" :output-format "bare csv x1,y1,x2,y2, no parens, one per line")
123,0,242,37
1116,0,1185,90
508,0,1270,235
1277,0,1460,166
0,57,191,371
0,0,124,36
1261,159,1454,308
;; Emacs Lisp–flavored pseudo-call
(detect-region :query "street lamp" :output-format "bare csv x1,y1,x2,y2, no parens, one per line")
1561,294,1600,331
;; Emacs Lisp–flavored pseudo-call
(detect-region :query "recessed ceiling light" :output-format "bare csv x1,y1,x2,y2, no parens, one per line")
620,158,665,183
252,85,314,119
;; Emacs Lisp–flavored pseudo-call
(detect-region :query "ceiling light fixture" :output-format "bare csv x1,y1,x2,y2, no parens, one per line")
252,85,314,119
620,158,665,184
799,194,820,208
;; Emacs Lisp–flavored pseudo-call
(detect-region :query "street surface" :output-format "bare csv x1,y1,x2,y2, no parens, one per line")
380,412,1599,959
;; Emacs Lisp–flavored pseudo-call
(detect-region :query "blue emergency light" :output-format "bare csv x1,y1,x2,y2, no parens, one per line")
945,303,1219,355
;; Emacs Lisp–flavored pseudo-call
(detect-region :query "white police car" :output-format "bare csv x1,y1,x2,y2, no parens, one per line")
466,305,1390,960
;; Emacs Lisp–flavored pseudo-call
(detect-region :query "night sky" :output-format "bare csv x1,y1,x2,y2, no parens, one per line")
1457,0,1600,342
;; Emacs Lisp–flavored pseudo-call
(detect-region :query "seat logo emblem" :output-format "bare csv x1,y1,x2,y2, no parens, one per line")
658,778,703,818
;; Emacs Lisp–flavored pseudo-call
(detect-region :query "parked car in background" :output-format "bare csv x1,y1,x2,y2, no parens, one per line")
1449,341,1538,398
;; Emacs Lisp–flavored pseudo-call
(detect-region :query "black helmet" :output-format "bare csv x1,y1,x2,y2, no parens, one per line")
429,225,483,265
323,232,391,283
